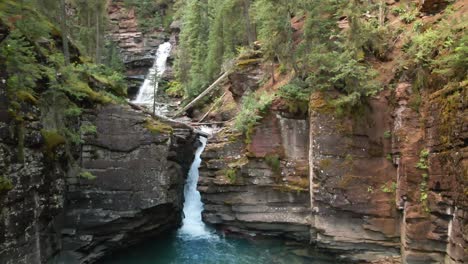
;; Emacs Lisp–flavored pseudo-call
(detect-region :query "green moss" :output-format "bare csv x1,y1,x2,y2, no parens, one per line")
319,159,332,169
41,129,66,152
274,184,307,193
80,171,96,180
236,58,262,67
0,176,13,193
16,90,38,104
338,173,358,189
144,119,173,134
225,168,238,184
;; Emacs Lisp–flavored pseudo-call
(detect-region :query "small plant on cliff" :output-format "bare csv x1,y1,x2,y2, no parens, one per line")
225,168,238,184
420,174,430,213
278,79,310,115
234,92,274,135
80,124,97,136
383,130,392,139
381,181,397,193
415,149,430,170
80,171,97,180
165,81,185,98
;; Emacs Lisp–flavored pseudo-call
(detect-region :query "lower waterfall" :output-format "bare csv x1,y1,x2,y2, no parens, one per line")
178,135,213,239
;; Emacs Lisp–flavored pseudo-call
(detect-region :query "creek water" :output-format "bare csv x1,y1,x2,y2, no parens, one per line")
102,44,338,264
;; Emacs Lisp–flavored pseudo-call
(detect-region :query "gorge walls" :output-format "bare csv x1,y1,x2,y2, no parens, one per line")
198,59,467,263
58,105,198,263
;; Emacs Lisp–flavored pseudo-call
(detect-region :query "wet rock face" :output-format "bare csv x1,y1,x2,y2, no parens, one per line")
309,92,400,261
59,105,197,263
199,113,311,242
393,82,467,263
0,99,197,264
107,1,172,98
0,88,66,264
200,84,466,262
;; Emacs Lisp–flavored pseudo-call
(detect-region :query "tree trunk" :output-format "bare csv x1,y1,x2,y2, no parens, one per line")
242,0,256,46
95,10,101,64
59,0,70,65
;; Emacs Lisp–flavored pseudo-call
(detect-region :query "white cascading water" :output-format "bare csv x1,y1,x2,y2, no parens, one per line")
133,42,172,114
133,42,215,239
178,126,216,239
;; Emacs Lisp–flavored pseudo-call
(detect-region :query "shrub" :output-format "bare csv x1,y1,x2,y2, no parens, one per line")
278,79,310,115
234,92,275,134
166,81,185,98
80,124,97,135
265,154,281,175
391,6,405,16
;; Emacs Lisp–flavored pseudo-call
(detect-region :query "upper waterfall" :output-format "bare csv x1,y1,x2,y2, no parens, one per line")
133,42,172,114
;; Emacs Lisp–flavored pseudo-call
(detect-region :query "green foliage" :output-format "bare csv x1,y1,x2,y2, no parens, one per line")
432,35,468,81
416,149,430,170
166,81,185,97
123,0,173,32
419,175,429,213
0,30,42,105
234,92,275,134
383,131,392,139
265,154,281,175
391,6,405,16
381,181,397,193
401,10,417,24
225,168,238,183
175,0,252,99
413,21,424,33
386,154,393,161
252,0,295,67
80,124,97,135
278,79,310,115
80,171,97,180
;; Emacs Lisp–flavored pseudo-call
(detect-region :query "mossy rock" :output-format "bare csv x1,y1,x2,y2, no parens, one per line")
0,176,13,193
236,58,262,68
41,129,66,152
145,119,173,134
309,92,334,114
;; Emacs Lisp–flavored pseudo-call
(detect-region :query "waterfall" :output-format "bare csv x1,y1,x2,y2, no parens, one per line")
178,127,215,239
133,42,172,114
